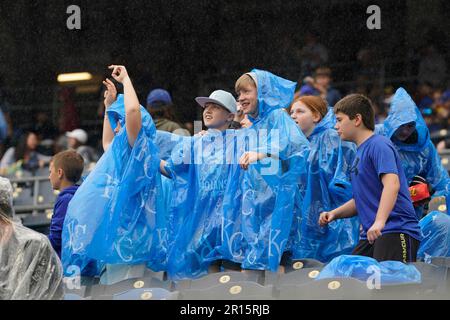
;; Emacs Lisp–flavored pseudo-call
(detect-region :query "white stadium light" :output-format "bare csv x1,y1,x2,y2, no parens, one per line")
57,72,93,83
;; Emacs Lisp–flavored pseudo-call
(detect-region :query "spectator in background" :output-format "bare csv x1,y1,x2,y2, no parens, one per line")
418,44,447,88
377,88,450,219
422,108,441,134
0,177,63,300
48,150,83,258
299,31,329,78
298,76,319,96
355,45,382,80
416,82,434,111
313,67,342,107
297,67,342,107
58,87,79,134
33,111,57,141
66,128,98,167
0,132,51,175
146,88,190,136
33,111,57,157
435,88,450,152
433,87,450,131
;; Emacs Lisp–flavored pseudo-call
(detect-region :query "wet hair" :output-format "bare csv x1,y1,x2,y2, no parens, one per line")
334,94,375,131
52,150,84,183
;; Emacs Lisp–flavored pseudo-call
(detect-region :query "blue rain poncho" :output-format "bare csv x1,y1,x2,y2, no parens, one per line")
162,130,241,279
155,130,185,161
418,211,450,262
154,130,185,214
317,255,422,285
377,87,450,219
290,108,359,262
222,69,310,271
61,95,167,276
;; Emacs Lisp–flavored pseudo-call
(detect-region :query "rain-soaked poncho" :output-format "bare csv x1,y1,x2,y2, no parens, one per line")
222,69,310,271
376,87,450,219
418,211,450,262
155,130,185,212
62,95,167,276
162,130,241,279
0,177,63,300
290,108,359,262
317,255,421,285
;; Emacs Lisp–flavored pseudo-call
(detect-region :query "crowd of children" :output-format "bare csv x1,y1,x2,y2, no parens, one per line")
35,65,446,281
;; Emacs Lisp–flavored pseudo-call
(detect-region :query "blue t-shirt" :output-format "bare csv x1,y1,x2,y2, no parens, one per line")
48,185,79,257
350,134,421,241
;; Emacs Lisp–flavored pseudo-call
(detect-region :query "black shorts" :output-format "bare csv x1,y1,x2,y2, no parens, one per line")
352,233,420,263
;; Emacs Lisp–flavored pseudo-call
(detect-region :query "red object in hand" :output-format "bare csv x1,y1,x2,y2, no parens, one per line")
409,182,431,206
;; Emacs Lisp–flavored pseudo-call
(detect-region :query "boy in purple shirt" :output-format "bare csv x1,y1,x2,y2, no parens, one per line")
48,150,84,257
319,94,421,262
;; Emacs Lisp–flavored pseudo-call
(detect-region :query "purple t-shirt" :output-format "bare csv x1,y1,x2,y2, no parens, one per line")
350,134,421,241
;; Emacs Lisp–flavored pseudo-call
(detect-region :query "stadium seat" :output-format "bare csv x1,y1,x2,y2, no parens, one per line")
34,167,50,177
113,288,179,300
173,270,263,291
64,293,89,300
431,257,450,268
100,264,147,285
12,185,34,207
178,281,275,300
264,266,324,286
64,285,90,300
7,169,32,180
277,277,372,300
285,258,325,271
428,196,447,214
37,180,57,205
21,213,51,234
143,268,166,282
369,262,450,300
90,276,172,300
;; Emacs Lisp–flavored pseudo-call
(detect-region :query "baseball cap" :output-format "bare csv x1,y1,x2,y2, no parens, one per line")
195,90,237,114
146,89,173,107
66,129,88,144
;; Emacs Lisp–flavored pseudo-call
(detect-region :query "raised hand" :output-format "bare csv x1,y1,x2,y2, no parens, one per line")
103,78,117,108
108,65,130,84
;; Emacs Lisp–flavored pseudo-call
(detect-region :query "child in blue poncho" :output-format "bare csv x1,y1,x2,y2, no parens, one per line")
222,70,310,271
159,90,242,279
288,95,359,262
62,66,166,277
376,87,450,220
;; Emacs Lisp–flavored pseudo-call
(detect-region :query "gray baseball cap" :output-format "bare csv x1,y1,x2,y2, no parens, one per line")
195,90,237,114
